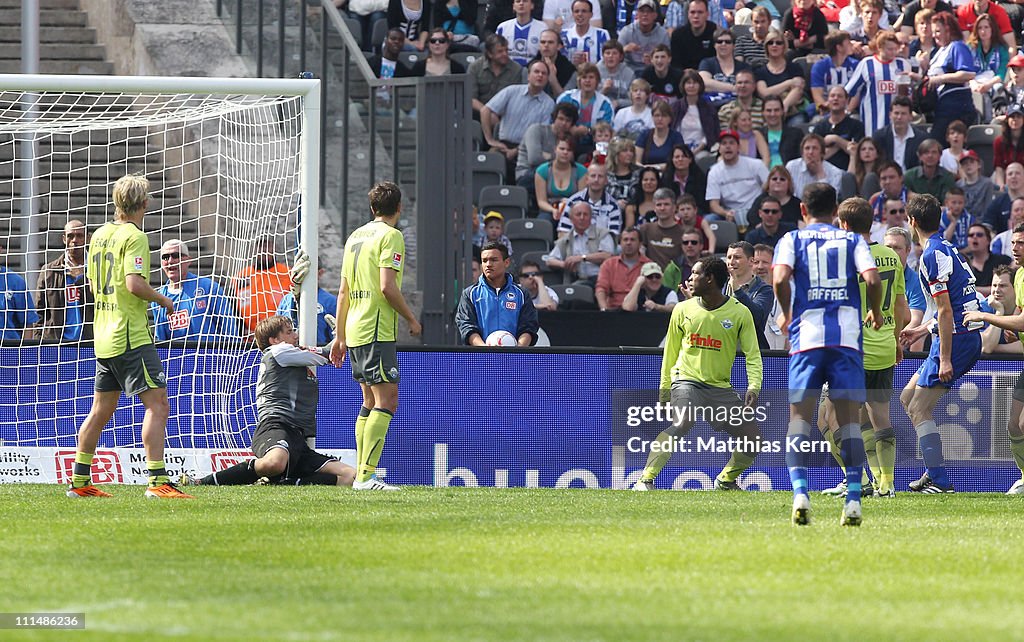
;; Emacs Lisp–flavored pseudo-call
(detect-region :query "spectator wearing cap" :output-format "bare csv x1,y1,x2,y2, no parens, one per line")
617,0,670,73
785,133,847,198
1007,53,1024,106
558,162,623,237
958,149,996,221
994,103,1024,188
707,128,769,228
596,227,653,310
474,210,514,256
621,261,679,312
744,196,796,247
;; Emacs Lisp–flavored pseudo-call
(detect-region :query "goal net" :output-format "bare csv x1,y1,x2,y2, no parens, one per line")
0,74,321,482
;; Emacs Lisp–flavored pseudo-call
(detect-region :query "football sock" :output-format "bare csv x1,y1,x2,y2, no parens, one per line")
147,460,169,487
1009,433,1024,476
786,419,812,497
283,472,338,486
640,430,674,482
202,460,260,486
717,449,756,483
354,406,371,466
839,423,867,504
875,427,897,493
358,408,393,482
914,420,950,487
862,422,879,486
71,451,93,488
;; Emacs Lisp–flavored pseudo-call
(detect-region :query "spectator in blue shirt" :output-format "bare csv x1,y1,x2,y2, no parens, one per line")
151,239,240,342
0,238,39,340
456,241,539,345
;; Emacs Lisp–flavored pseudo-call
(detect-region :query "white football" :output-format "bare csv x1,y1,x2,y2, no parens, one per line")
485,330,517,346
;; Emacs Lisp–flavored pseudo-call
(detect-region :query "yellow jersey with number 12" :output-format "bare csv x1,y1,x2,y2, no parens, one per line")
87,221,154,358
342,219,405,347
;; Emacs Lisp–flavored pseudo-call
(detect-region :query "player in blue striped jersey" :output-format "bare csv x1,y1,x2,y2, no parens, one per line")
773,184,883,526
497,0,546,66
844,31,913,135
898,194,983,494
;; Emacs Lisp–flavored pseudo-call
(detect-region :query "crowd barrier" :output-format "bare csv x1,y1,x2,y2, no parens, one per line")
0,347,1020,491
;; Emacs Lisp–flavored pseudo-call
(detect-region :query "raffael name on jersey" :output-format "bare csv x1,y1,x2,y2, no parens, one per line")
806,287,847,301
687,333,722,349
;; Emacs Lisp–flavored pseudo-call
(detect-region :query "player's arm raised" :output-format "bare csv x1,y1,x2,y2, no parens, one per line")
381,266,422,336
330,277,350,367
125,273,173,316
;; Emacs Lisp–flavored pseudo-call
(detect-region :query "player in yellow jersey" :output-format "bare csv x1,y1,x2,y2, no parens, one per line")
67,174,192,499
819,198,908,498
963,223,1024,494
632,257,764,491
330,181,421,491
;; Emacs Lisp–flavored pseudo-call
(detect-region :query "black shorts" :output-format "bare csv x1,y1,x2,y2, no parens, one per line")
251,421,335,479
1014,371,1024,403
864,367,894,404
349,341,400,385
95,344,167,396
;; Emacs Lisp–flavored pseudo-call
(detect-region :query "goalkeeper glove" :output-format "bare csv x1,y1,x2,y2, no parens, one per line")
289,250,311,297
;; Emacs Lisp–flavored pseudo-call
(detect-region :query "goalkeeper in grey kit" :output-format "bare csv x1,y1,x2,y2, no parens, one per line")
182,254,355,487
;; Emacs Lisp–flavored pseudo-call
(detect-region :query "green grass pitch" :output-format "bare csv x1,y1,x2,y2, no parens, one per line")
3,485,1024,641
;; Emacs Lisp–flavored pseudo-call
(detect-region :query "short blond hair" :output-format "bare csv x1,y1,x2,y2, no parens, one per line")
112,173,149,219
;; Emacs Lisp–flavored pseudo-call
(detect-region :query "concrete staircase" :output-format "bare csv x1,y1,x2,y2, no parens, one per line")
0,0,112,75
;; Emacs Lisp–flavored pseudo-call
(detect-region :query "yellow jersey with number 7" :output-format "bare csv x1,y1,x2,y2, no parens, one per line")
341,220,405,347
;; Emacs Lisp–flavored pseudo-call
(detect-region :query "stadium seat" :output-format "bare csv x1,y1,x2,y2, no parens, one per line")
861,172,880,200
470,119,483,150
471,151,507,204
517,250,554,274
399,51,425,70
506,218,553,255
697,153,717,175
478,184,528,220
708,219,738,253
370,18,388,54
342,16,363,49
550,283,595,308
967,124,999,177
452,52,480,69
839,171,858,202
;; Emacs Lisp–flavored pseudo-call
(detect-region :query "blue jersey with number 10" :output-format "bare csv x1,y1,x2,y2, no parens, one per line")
773,222,877,354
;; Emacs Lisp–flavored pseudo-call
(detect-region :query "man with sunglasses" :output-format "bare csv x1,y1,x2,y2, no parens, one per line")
964,222,1010,296
151,239,239,342
745,197,796,247
622,261,678,312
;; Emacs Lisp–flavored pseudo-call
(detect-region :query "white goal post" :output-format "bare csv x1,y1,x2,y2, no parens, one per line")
0,74,324,474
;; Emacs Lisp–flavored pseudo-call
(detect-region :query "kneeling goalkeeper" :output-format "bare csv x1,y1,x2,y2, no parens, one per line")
632,257,765,491
183,315,355,487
